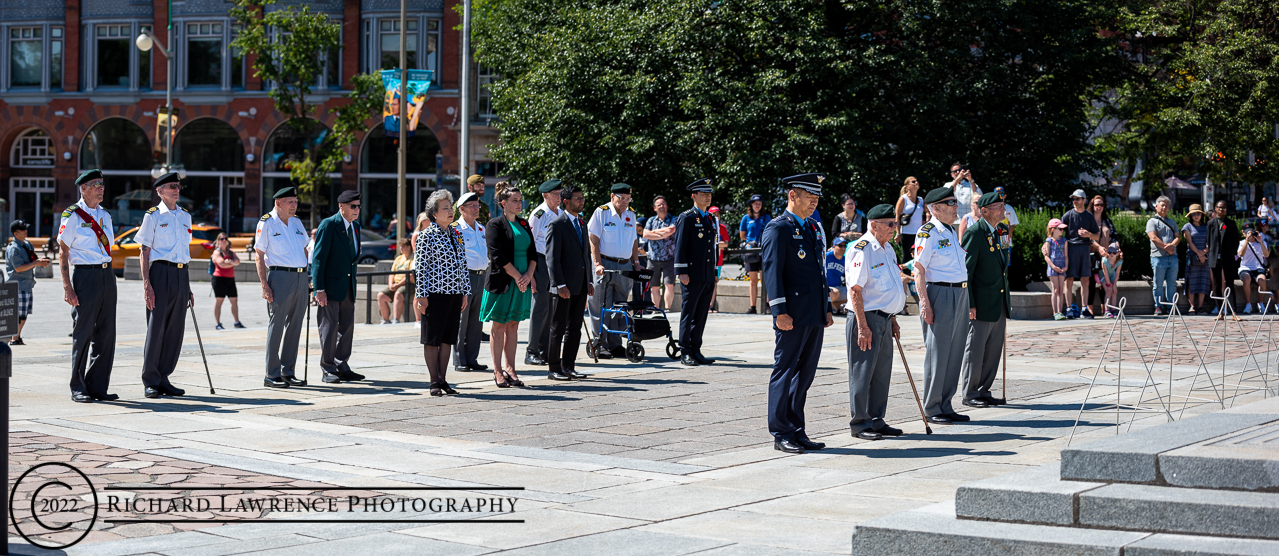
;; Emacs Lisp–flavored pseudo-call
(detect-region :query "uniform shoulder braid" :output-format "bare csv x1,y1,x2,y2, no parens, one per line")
853,239,870,250
533,208,545,218
260,213,272,222
917,222,933,238
146,206,159,214
61,204,79,218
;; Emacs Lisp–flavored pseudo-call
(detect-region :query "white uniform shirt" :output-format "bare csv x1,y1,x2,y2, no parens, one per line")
587,203,638,259
135,202,193,264
453,218,488,270
254,209,310,268
912,217,969,283
945,179,982,225
528,201,561,255
57,198,114,265
846,237,906,314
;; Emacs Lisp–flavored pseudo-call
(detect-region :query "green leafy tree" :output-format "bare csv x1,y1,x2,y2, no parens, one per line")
231,0,382,228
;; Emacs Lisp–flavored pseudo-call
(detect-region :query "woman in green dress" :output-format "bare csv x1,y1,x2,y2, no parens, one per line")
481,185,538,387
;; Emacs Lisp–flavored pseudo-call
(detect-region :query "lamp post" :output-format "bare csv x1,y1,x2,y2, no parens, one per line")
136,26,184,180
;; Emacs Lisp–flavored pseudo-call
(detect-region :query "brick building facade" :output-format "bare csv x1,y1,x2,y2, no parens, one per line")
0,0,501,238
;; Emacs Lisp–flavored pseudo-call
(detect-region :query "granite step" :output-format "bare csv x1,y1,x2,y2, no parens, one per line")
1078,483,1279,540
955,462,1103,526
1158,420,1279,492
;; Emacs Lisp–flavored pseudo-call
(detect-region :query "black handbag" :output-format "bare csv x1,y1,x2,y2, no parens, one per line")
899,200,917,227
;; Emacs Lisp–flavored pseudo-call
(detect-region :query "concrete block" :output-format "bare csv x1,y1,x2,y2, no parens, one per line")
851,501,1148,556
1159,421,1279,492
955,463,1103,525
1079,483,1279,540
1010,292,1053,320
1060,413,1278,484
1125,534,1279,556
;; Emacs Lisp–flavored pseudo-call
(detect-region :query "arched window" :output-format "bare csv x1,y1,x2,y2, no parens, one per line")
79,118,154,229
175,118,247,230
357,123,442,234
261,120,340,219
175,118,244,172
9,128,55,168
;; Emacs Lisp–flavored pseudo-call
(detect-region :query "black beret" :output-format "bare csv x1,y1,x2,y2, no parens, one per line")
76,169,103,186
153,171,182,189
337,190,361,204
538,179,563,193
865,204,896,221
781,173,825,197
686,178,713,193
978,191,1003,208
923,186,955,205
611,183,631,194
273,187,298,199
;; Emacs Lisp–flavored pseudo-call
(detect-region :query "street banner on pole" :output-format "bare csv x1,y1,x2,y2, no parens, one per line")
380,69,434,139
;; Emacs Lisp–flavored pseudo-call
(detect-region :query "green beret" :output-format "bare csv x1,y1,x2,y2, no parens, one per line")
273,187,298,199
923,186,954,205
538,179,563,193
978,191,1003,208
76,169,103,186
611,183,631,194
865,204,895,221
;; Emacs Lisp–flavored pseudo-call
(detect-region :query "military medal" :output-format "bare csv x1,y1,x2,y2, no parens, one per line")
798,249,806,259
698,233,703,238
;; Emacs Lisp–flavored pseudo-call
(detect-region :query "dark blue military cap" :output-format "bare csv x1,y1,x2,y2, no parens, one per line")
153,171,182,189
781,173,825,197
274,187,298,199
76,169,103,186
686,178,713,193
922,186,955,205
611,183,631,195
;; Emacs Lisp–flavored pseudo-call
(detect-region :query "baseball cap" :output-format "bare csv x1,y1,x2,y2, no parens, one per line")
1070,189,1087,199
1048,218,1067,229
1107,242,1120,254
10,220,28,233
832,237,847,247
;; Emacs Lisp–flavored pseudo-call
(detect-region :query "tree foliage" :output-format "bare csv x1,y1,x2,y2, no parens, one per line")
1093,0,1279,198
231,0,382,228
472,0,1126,217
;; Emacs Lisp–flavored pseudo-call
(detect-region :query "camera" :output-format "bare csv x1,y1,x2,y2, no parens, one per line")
960,164,970,172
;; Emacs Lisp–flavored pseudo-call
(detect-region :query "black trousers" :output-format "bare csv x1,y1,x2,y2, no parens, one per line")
528,253,551,356
547,291,588,372
318,293,355,375
768,325,823,439
70,265,116,395
679,280,715,352
141,263,191,388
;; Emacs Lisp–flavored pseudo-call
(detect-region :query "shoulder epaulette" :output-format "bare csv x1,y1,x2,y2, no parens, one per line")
533,208,545,218
146,206,159,214
61,205,78,218
599,204,609,210
260,213,272,221
450,221,462,228
920,222,935,232
853,239,870,249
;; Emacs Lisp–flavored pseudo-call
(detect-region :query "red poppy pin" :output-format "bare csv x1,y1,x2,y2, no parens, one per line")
626,217,631,222
519,219,528,227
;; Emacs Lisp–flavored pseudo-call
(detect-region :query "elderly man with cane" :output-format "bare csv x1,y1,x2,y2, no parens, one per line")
960,192,1011,410
312,190,365,384
845,204,908,440
137,171,194,398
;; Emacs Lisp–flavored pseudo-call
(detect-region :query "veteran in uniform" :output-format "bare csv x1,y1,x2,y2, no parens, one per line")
846,204,907,440
674,178,718,367
452,192,490,373
138,172,194,398
59,169,119,403
526,179,564,366
312,189,365,384
587,183,642,357
913,186,972,424
960,192,1011,408
763,173,834,454
255,187,311,388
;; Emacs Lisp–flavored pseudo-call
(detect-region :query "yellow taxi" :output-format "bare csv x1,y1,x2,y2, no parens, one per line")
109,224,251,270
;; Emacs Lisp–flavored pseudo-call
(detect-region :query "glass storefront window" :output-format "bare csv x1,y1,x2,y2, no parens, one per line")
175,118,245,172
81,118,153,170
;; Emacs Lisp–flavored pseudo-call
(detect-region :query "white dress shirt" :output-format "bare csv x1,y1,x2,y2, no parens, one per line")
254,209,310,268
135,202,193,264
587,203,638,259
913,217,969,283
528,201,561,255
57,198,114,265
452,218,488,270
846,237,906,314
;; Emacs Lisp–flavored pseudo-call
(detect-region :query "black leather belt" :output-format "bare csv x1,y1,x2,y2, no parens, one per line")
269,266,306,273
74,263,110,269
867,309,893,319
152,260,187,269
602,255,631,264
928,281,967,288
469,269,487,275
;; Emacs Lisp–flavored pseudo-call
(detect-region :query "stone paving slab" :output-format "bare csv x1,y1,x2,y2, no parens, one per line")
955,462,1103,525
1159,421,1279,491
1078,483,1279,539
1125,533,1279,556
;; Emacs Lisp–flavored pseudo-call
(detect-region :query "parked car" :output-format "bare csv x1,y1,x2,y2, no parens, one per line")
358,229,397,265
109,224,250,270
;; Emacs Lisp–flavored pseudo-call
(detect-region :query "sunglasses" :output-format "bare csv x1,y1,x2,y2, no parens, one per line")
938,199,958,206
348,204,361,209
873,221,899,228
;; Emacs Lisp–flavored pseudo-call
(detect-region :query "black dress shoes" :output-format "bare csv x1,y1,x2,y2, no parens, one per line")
927,415,952,424
144,386,163,399
681,354,699,366
160,385,186,396
548,370,572,381
469,363,489,371
524,353,546,366
962,398,989,408
795,436,826,450
982,396,1007,406
944,412,971,422
854,430,884,441
265,377,290,388
565,369,587,379
774,438,805,453
89,392,119,401
610,346,627,358
72,392,93,403
692,352,714,365
284,377,307,387
595,349,613,360
454,365,471,373
339,371,366,382
321,373,342,384
441,385,460,395
877,425,904,437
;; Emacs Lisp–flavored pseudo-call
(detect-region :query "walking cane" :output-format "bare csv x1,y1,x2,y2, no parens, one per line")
304,291,312,385
1002,326,1008,400
893,334,932,435
188,298,216,394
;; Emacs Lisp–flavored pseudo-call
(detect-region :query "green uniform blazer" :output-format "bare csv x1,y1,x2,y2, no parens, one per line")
962,217,1010,322
311,212,361,303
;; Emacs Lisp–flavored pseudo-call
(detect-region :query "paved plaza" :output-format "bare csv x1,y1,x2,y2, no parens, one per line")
6,279,1277,555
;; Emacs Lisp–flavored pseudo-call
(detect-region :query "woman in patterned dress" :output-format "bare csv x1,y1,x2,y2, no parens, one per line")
480,185,537,388
414,190,470,396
